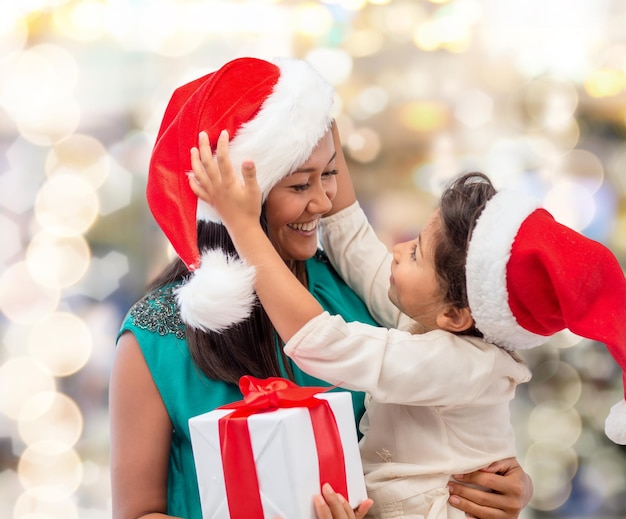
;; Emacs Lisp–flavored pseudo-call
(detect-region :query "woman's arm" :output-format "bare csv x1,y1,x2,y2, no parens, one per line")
448,457,533,519
110,332,181,519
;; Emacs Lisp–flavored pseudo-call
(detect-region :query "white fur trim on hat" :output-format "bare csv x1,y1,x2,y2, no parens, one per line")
466,190,547,350
605,399,626,445
197,57,334,223
175,249,256,332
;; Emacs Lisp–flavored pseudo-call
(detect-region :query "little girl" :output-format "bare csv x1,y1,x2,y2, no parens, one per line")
189,128,626,518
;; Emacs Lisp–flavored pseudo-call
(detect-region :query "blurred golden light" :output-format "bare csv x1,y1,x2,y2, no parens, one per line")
26,232,91,290
525,442,579,482
400,101,449,133
326,0,367,10
1,44,80,145
18,391,83,449
376,2,424,39
0,262,60,324
346,127,381,163
349,86,389,119
544,180,595,231
17,97,81,146
0,213,21,264
528,403,582,447
52,0,109,42
524,443,576,511
414,3,475,52
413,20,440,51
136,1,206,57
553,149,605,194
527,361,582,408
34,174,100,237
0,44,78,120
454,88,493,128
527,118,580,155
524,77,578,131
306,48,353,85
549,329,584,350
28,312,92,377
0,9,28,55
17,441,83,499
344,29,384,57
293,3,333,36
584,68,626,98
14,487,79,519
46,134,110,188
0,357,56,420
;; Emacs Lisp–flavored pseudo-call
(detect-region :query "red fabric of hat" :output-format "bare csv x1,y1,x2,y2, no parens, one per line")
148,58,280,271
145,57,334,332
467,190,626,444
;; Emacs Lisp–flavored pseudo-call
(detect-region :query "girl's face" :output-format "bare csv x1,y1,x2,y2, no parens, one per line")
388,209,447,332
264,130,337,261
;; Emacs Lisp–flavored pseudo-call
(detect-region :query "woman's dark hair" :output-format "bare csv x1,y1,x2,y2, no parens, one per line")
147,209,298,384
433,172,496,338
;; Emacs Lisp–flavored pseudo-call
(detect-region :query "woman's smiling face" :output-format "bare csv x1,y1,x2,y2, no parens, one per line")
264,130,337,261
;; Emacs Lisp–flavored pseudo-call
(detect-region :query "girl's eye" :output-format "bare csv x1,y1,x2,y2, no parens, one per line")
322,169,338,179
410,243,418,261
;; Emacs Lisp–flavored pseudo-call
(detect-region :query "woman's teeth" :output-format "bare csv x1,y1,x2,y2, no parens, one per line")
288,221,318,232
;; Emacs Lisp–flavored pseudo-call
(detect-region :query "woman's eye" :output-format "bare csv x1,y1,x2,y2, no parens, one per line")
322,169,338,179
291,183,309,192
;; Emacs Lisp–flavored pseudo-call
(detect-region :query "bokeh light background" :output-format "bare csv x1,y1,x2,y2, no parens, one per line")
1,0,626,517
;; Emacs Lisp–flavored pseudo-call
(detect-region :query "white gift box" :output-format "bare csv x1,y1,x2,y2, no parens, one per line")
189,390,367,519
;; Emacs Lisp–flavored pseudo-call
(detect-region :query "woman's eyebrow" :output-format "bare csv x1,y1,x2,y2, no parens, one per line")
294,151,337,173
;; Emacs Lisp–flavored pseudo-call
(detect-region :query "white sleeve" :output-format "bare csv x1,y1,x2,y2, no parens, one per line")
285,312,516,406
319,202,415,330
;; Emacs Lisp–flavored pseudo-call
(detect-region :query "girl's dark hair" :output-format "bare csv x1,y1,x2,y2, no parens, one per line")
433,172,496,338
147,209,298,384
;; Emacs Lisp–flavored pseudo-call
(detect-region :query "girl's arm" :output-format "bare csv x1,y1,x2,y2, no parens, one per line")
324,121,357,216
189,130,324,343
109,332,182,518
320,125,411,330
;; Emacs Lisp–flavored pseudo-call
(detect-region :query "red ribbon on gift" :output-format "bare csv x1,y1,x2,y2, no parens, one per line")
217,376,349,518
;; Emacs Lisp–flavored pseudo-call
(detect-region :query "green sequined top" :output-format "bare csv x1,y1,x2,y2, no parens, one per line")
117,250,379,519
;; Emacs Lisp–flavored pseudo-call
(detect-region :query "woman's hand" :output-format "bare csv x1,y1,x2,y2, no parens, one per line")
314,484,373,519
273,484,373,519
447,457,533,519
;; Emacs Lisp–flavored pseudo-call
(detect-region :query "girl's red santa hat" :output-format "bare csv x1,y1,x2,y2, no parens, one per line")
466,190,626,445
146,57,334,332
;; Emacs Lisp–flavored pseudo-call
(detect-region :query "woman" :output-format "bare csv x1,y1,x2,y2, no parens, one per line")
109,56,533,519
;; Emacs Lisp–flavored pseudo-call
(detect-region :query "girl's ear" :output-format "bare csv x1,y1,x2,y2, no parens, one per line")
436,306,473,333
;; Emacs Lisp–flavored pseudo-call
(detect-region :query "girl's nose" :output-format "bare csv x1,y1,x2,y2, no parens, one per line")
392,242,402,262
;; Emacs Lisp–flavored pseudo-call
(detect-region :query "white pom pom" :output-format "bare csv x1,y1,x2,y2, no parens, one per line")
175,249,256,332
605,399,626,445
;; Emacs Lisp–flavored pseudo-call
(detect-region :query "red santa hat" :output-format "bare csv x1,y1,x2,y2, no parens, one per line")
466,190,626,445
147,57,334,332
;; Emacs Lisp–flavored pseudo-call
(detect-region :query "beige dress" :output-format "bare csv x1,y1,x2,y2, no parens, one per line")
283,203,532,519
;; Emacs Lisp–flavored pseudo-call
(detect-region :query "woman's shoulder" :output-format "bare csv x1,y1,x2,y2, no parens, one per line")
121,283,186,340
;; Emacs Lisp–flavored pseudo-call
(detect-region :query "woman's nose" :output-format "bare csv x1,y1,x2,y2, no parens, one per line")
308,183,333,214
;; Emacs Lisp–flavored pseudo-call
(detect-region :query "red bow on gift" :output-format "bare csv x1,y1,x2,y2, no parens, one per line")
218,376,349,518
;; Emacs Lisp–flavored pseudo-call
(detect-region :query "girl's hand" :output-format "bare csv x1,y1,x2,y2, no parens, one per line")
447,457,533,519
189,130,262,232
